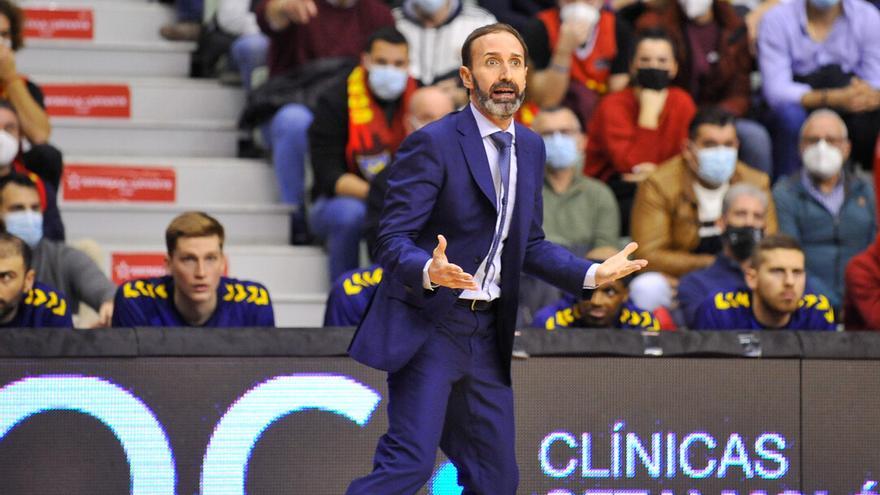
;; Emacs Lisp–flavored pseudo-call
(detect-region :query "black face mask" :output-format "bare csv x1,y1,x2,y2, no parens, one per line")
723,226,763,261
635,68,670,90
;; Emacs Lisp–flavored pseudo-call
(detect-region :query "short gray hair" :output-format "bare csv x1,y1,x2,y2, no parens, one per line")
799,108,849,142
722,183,768,216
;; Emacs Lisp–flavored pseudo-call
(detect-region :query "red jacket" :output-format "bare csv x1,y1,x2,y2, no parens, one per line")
635,0,752,116
845,237,880,330
584,86,695,181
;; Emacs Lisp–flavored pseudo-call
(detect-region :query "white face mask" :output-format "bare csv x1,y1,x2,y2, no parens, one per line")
560,2,600,29
802,140,844,180
679,0,713,19
0,130,19,167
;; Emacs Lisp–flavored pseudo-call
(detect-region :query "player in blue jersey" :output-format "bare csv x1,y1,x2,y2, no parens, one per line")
531,274,674,331
111,211,274,327
0,232,72,327
323,263,383,326
694,234,835,331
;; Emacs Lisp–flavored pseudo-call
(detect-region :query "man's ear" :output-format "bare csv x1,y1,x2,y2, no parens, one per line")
23,268,35,293
164,254,172,275
459,65,472,90
745,266,758,292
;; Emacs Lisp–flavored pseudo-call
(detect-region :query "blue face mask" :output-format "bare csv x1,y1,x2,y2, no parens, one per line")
410,0,446,16
4,210,43,247
368,65,409,101
808,0,840,9
696,146,737,186
543,132,581,170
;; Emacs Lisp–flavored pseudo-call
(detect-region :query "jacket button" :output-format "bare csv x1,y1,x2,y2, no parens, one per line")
474,257,481,264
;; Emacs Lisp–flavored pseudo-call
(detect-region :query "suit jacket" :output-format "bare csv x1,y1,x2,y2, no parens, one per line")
348,107,594,382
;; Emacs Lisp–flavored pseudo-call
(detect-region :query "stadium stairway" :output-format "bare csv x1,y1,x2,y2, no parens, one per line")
16,0,330,326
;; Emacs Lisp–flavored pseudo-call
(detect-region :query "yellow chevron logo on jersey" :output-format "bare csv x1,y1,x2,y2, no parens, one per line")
343,267,384,296
714,291,752,310
24,287,68,316
798,293,835,323
544,303,584,330
223,282,269,306
122,280,169,300
619,307,660,330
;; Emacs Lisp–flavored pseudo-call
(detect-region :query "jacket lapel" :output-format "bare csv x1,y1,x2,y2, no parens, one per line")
457,108,498,211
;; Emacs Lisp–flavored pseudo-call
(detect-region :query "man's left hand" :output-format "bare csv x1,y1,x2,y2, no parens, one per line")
594,242,648,287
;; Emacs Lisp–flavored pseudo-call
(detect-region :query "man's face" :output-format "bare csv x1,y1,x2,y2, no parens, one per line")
747,248,806,314
631,39,678,80
718,193,766,231
460,31,527,120
0,183,41,217
799,114,851,162
532,109,586,155
404,88,455,134
0,254,33,323
166,236,226,306
363,40,409,73
0,14,11,49
684,123,738,171
0,107,20,141
579,280,628,327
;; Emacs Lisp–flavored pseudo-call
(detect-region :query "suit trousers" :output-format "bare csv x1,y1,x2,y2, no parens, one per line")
346,304,518,495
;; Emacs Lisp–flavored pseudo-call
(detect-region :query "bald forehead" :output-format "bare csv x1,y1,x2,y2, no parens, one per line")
802,113,847,139
532,108,581,133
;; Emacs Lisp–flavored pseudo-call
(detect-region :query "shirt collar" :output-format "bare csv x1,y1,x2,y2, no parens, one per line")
469,102,516,143
800,166,844,197
797,0,850,32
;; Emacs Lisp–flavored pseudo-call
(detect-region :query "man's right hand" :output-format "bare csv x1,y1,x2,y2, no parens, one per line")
428,235,479,290
268,0,317,28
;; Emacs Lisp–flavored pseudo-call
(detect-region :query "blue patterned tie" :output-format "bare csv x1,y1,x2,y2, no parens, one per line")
482,131,513,289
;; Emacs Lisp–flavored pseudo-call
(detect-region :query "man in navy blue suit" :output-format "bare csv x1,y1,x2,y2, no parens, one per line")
346,23,647,494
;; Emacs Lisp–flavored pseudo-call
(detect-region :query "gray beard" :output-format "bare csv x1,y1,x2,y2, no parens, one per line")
473,78,524,120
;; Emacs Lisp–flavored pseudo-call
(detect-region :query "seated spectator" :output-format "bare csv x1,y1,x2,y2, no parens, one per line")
476,0,555,32
845,233,880,330
534,106,620,255
308,28,417,281
160,0,204,41
0,232,72,328
773,109,875,312
220,0,270,91
585,28,696,231
328,87,455,327
694,234,835,330
256,0,394,243
531,272,675,330
323,263,382,326
394,0,496,107
758,0,880,177
635,0,773,175
678,183,768,327
521,0,634,122
364,85,456,256
0,175,115,327
0,2,64,191
112,212,274,327
631,107,776,279
0,101,64,241
518,105,622,324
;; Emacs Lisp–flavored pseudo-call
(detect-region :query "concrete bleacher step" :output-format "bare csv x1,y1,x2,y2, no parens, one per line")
20,0,175,45
62,203,295,245
60,155,279,205
18,39,194,78
50,117,238,157
273,294,326,327
36,75,244,122
95,244,329,296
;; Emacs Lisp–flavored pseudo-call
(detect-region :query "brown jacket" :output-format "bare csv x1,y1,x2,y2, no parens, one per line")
631,155,777,277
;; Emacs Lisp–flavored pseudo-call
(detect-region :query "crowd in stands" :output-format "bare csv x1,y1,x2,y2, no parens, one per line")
1,0,879,331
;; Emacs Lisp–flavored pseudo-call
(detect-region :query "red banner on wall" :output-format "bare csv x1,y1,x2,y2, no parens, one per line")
43,84,131,118
63,164,176,202
111,253,166,285
23,8,94,40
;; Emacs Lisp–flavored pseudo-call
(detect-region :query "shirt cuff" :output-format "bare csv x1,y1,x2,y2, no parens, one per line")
583,264,599,289
422,259,435,290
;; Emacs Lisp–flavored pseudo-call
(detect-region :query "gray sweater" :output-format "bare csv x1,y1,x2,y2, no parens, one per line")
32,240,116,312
